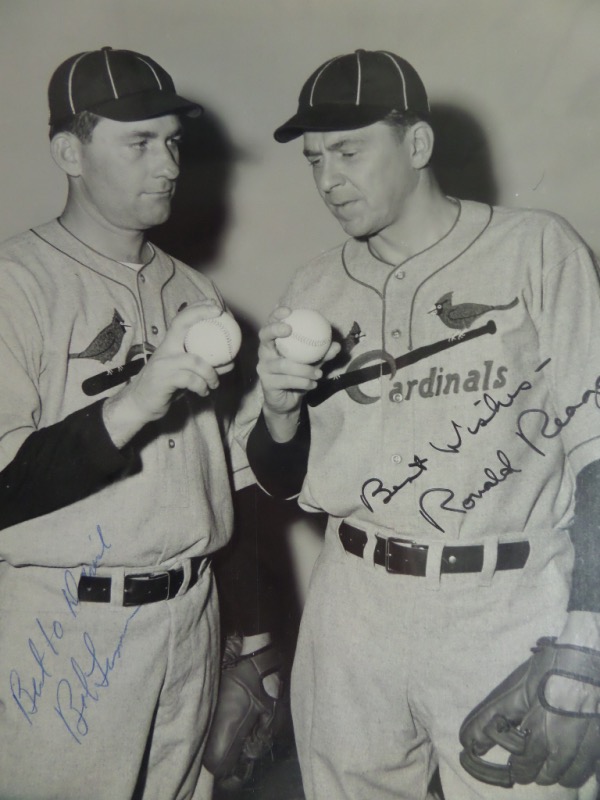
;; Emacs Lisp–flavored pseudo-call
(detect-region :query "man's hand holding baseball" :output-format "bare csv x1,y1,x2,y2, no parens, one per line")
257,306,338,442
103,300,223,447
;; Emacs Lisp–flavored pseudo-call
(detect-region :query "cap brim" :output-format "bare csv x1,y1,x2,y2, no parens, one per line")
89,90,203,122
274,104,394,143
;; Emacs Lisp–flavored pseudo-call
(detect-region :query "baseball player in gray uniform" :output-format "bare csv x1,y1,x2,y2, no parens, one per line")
242,50,600,799
0,47,237,800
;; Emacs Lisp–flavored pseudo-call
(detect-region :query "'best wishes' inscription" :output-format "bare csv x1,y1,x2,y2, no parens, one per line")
9,525,139,744
360,359,600,532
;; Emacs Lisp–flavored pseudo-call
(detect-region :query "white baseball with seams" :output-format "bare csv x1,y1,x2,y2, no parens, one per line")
276,308,332,364
184,311,242,374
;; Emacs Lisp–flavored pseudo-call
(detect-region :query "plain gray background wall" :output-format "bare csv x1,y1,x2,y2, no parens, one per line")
1,0,600,327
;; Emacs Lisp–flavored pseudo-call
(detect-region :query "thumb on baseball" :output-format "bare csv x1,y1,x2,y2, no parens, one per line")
161,300,223,355
321,339,342,364
259,307,293,352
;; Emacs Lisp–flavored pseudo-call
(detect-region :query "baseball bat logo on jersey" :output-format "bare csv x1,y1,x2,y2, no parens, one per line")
307,319,498,407
68,308,159,396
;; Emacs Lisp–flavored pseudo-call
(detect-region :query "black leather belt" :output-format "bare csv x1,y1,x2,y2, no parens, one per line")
78,556,206,606
339,523,529,576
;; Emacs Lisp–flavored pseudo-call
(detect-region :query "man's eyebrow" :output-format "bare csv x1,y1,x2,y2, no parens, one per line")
329,138,363,150
124,127,183,139
303,137,362,158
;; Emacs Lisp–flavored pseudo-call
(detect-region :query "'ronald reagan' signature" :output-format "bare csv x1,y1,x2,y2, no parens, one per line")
360,360,600,531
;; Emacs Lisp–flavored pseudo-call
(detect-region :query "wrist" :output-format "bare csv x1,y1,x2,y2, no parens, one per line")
262,405,302,443
102,388,153,448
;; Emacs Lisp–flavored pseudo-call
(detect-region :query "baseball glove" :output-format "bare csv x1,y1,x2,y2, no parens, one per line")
459,637,600,788
203,636,284,790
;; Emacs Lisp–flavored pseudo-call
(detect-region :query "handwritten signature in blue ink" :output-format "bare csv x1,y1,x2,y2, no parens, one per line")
9,617,64,724
9,524,111,725
62,524,111,619
53,607,140,744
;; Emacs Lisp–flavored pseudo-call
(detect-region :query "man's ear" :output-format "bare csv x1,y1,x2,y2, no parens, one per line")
50,132,83,177
408,121,434,169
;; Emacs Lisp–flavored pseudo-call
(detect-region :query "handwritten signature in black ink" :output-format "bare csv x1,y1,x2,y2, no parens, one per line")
360,455,429,512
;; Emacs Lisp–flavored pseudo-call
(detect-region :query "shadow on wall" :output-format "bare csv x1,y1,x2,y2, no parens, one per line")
151,107,259,405
430,103,498,206
151,108,241,273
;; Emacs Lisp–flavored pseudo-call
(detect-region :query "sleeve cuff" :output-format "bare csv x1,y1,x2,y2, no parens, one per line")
247,405,310,499
0,400,134,531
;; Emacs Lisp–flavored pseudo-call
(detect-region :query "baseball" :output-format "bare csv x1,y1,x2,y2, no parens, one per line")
184,311,242,374
275,308,332,364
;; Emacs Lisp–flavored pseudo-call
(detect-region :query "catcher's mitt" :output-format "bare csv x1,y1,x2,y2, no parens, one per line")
459,637,600,788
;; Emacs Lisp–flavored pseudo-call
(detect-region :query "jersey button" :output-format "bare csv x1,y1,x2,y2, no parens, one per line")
151,325,159,335
139,274,146,283
448,554,457,567
395,270,406,280
391,329,401,339
168,439,176,449
391,454,403,465
391,392,403,403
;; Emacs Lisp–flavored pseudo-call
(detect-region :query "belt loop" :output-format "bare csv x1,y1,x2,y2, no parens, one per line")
424,542,443,590
362,532,378,571
478,538,498,586
178,559,190,594
110,568,125,607
334,519,349,557
198,556,210,581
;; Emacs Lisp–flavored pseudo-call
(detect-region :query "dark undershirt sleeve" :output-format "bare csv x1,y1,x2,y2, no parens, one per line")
567,458,600,612
246,403,310,499
0,400,134,531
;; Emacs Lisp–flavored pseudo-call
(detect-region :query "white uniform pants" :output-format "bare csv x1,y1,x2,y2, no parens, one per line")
292,519,592,800
0,559,219,800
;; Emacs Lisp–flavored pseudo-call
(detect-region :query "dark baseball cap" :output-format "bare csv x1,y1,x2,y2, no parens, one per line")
48,46,202,128
274,49,429,143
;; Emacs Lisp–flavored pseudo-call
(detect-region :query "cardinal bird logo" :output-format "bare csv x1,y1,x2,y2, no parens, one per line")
342,321,365,354
69,309,128,364
430,292,518,338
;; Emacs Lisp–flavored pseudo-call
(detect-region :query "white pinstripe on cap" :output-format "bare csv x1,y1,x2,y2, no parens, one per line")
49,46,201,127
275,49,429,142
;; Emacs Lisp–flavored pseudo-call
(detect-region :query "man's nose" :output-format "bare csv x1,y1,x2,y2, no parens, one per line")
318,160,344,193
156,143,180,180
